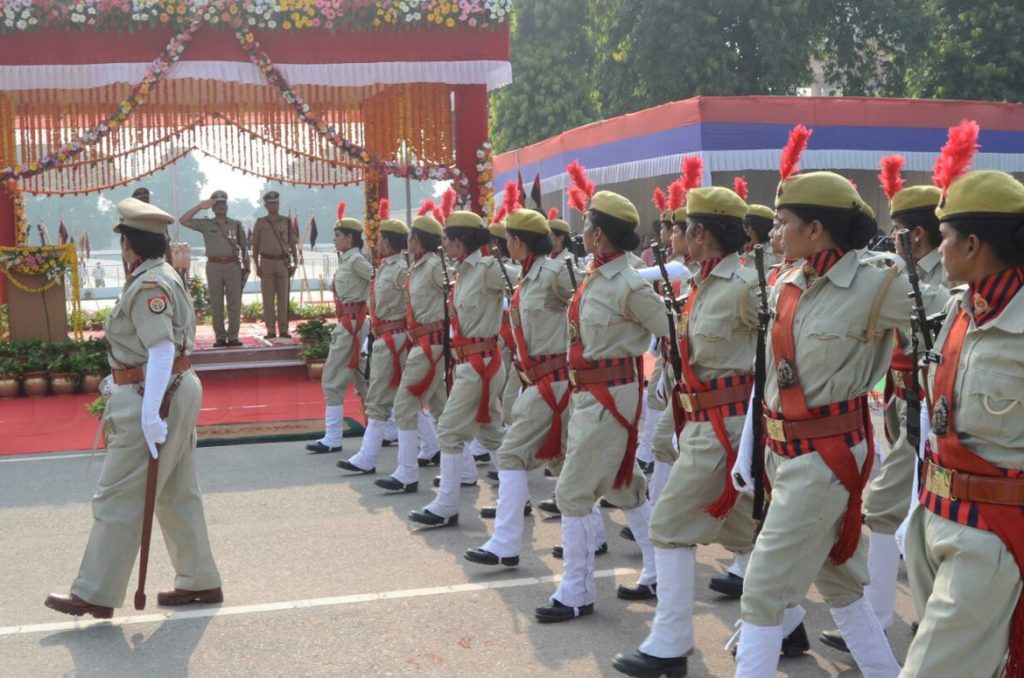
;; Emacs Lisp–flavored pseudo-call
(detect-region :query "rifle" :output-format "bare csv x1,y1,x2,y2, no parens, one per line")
749,244,771,521
569,234,584,268
363,262,376,381
492,246,515,298
651,243,683,381
437,248,453,395
564,256,578,292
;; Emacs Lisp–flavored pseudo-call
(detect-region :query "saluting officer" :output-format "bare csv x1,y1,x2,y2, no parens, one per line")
46,198,221,619
251,191,296,339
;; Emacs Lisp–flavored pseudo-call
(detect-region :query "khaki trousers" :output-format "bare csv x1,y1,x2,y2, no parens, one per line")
740,443,871,626
901,505,1022,678
864,395,916,534
497,380,571,472
322,324,368,406
393,344,447,430
206,261,242,342
500,349,521,425
649,416,756,552
436,358,506,456
652,404,680,464
71,372,221,608
555,384,648,517
259,258,291,335
363,334,409,421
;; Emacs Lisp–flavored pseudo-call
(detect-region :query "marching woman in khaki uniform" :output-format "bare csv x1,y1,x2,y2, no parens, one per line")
409,211,506,527
548,211,575,263
377,211,448,493
536,188,669,623
901,161,1024,678
742,204,781,271
614,187,796,677
489,219,523,429
46,198,221,618
337,206,411,475
465,208,573,566
306,205,372,456
730,156,912,675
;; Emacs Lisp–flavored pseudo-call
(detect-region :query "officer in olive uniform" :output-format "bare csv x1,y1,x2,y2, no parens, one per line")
179,190,250,347
251,191,296,339
45,198,222,619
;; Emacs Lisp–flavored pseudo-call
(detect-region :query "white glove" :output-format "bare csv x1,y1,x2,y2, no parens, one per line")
731,392,756,495
636,260,693,284
141,339,175,459
918,401,931,461
99,374,114,396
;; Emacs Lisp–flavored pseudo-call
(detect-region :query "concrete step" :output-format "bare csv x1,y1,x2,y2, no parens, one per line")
190,344,301,368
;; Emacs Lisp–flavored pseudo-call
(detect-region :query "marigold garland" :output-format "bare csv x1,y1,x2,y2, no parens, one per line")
0,244,83,338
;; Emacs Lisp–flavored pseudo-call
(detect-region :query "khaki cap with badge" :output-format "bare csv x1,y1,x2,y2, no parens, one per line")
114,198,175,235
210,190,228,204
936,170,1024,221
262,191,280,203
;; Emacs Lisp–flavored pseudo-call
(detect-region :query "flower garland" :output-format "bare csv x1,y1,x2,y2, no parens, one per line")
0,20,200,183
234,26,472,205
364,171,381,251
0,1,513,34
4,180,29,245
0,244,83,337
476,141,494,219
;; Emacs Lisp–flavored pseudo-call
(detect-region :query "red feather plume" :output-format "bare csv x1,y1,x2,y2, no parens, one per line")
652,187,668,212
733,176,749,201
502,181,521,217
433,207,445,223
378,198,391,220
932,119,980,192
668,180,685,211
336,201,347,220
878,155,905,200
566,160,594,198
417,199,436,217
680,156,704,192
568,186,589,214
440,187,457,221
780,124,812,180
492,206,508,225
547,207,558,220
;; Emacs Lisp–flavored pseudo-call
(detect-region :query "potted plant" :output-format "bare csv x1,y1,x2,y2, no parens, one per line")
48,349,80,396
299,339,330,381
20,343,51,397
296,317,332,345
0,357,20,398
78,338,109,393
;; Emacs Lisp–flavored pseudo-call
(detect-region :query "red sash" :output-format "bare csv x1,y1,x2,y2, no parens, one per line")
931,310,1024,677
335,300,367,370
449,284,501,424
510,284,571,461
404,272,443,400
368,276,406,388
771,282,873,565
567,271,644,489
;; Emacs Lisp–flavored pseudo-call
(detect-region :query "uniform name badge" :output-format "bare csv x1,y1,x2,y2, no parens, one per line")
777,357,798,388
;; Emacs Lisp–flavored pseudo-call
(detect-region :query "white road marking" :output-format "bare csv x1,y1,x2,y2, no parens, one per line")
0,452,105,463
0,568,635,637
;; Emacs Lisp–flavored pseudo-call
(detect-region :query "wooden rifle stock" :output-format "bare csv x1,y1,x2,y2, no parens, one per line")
750,245,770,521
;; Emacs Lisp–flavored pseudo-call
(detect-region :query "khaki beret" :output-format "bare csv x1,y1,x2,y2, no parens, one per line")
114,197,174,235
746,204,775,221
380,218,409,235
590,190,639,227
672,206,688,223
685,187,749,220
506,209,551,236
549,218,571,235
659,209,674,223
489,221,508,240
776,171,873,217
937,170,1024,222
889,186,941,219
445,210,485,229
412,215,444,237
334,217,363,234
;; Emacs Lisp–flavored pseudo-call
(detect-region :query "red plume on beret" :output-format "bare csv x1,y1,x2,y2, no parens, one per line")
780,124,812,180
668,180,685,211
681,156,704,194
566,160,594,198
732,176,749,202
932,119,980,193
878,155,905,200
568,187,589,214
652,187,668,212
492,206,508,225
440,187,457,221
547,207,559,220
378,198,391,220
336,201,347,220
417,199,436,217
502,181,521,217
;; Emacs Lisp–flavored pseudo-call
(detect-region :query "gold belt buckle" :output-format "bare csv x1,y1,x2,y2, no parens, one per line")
892,371,906,389
925,462,956,500
677,392,695,413
765,417,787,442
568,369,578,386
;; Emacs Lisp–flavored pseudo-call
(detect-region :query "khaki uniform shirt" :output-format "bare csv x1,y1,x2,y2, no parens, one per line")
333,247,372,304
516,257,574,357
576,254,669,360
184,217,247,264
251,215,294,261
917,248,947,289
372,254,409,322
408,253,447,326
765,251,913,410
452,249,504,339
105,258,195,367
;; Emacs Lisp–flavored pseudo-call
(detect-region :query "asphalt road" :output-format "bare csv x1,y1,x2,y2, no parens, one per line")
0,440,916,677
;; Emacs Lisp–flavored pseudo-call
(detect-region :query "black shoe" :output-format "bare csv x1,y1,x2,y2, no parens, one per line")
336,459,375,474
538,498,560,515
473,452,492,464
818,629,848,654
612,651,687,677
620,526,635,542
226,339,243,347
408,509,458,527
382,438,397,447
708,572,744,598
782,623,810,657
600,497,619,509
280,333,292,339
617,583,657,601
418,451,441,467
374,477,418,493
535,599,594,623
544,467,554,477
464,548,519,567
552,542,608,559
486,470,500,482
264,334,277,340
306,442,342,454
432,475,476,488
480,502,532,519
912,621,919,635
638,459,655,474
213,339,227,348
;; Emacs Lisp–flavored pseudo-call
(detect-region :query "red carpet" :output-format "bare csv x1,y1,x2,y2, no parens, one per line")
0,373,364,456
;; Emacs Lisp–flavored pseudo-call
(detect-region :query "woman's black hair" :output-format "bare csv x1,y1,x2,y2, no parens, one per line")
688,214,748,255
445,226,491,252
507,228,554,256
380,231,408,253
410,229,442,253
893,207,941,249
491,236,511,259
339,229,364,250
744,214,773,245
948,215,1024,267
786,205,877,252
119,225,168,259
590,208,640,251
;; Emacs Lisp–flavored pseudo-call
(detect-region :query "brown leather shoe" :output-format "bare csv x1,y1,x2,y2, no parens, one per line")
44,593,114,619
157,587,224,606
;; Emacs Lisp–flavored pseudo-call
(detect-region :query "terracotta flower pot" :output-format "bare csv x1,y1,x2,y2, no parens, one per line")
306,361,325,381
22,371,49,397
81,374,104,393
50,372,80,395
0,376,19,398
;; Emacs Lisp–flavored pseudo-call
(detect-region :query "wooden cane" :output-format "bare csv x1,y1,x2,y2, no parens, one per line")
134,444,160,610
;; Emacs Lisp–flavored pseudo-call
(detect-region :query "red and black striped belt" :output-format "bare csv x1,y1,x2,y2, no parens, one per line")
372,318,407,335
764,398,865,458
517,353,568,386
676,375,753,422
451,336,498,364
568,358,635,388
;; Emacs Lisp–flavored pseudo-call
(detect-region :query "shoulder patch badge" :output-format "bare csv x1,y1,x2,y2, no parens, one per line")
147,295,168,314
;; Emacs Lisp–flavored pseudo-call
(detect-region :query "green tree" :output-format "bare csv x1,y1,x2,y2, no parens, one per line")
488,0,600,152
907,1,1024,102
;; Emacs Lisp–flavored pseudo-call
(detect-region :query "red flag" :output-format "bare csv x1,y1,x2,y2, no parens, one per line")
530,172,543,211
309,215,319,248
